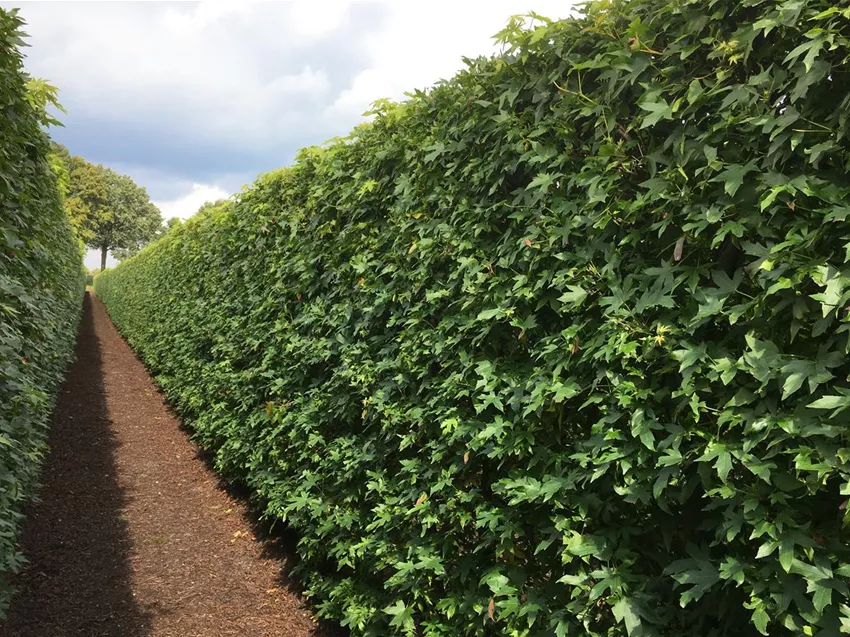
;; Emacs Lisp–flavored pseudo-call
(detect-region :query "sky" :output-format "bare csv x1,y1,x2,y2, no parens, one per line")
10,1,577,268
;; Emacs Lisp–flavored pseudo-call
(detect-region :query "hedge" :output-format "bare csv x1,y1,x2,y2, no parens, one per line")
0,8,85,615
95,1,850,634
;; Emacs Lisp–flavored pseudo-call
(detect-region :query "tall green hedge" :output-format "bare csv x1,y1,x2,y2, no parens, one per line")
96,1,850,634
0,8,84,615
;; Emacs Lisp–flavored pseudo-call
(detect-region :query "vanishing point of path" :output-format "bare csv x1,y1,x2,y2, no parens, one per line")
1,293,338,637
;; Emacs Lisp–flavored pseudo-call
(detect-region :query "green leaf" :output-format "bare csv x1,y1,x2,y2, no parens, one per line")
686,78,704,104
756,540,778,559
558,285,588,307
789,558,832,582
566,533,606,558
383,600,415,633
808,393,850,414
715,450,733,483
483,571,518,597
813,586,832,613
778,537,794,572
806,140,835,167
666,558,720,607
713,163,758,197
719,557,745,585
477,307,507,321
528,172,557,193
784,34,827,72
638,96,674,128
553,619,570,637
782,372,805,398
752,606,770,635
612,597,643,636
557,572,588,586
810,269,846,317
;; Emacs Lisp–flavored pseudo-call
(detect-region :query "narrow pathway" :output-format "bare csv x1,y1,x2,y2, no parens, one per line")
1,292,336,637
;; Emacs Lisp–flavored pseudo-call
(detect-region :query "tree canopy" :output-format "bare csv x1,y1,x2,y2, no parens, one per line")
57,148,162,269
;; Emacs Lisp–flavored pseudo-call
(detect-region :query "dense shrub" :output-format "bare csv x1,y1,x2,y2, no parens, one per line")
0,8,85,615
96,1,850,634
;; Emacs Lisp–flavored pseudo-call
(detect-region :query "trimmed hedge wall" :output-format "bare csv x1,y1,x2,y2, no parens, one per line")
0,9,85,615
96,1,850,635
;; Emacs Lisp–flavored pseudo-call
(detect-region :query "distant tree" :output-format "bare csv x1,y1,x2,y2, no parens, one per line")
195,199,228,216
63,155,162,269
64,155,109,241
102,171,162,263
164,216,183,232
113,216,185,260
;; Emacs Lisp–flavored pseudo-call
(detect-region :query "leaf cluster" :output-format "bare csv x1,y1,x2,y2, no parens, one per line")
96,1,850,635
0,8,85,616
58,150,163,256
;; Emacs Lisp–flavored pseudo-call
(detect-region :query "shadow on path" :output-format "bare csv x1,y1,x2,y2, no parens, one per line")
0,292,152,637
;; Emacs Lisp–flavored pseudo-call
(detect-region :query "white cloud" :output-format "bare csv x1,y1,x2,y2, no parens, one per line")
324,2,577,124
16,2,354,148
325,68,393,119
162,2,247,36
17,2,577,151
154,183,231,220
287,0,351,41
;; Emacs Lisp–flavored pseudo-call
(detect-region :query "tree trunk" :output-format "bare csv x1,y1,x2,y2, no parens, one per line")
100,246,108,271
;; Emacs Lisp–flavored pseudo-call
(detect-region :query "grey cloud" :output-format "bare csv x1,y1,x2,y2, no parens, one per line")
9,1,389,198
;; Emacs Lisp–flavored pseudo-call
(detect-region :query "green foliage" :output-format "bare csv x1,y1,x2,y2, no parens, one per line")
24,77,65,129
96,1,850,634
62,153,106,239
61,152,162,268
0,8,84,616
48,143,71,204
164,216,183,232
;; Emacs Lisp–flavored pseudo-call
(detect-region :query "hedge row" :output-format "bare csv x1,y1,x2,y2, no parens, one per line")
0,9,85,615
96,1,850,634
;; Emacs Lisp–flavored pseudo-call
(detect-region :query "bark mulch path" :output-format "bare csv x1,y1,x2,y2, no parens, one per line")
1,292,340,637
